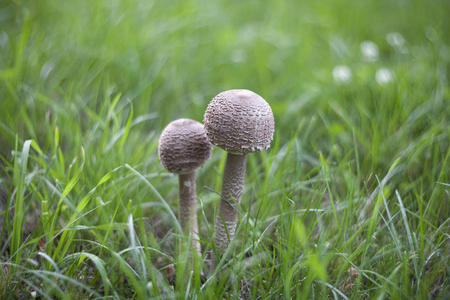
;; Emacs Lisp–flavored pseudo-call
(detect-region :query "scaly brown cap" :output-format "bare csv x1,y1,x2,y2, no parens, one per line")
203,89,275,154
158,119,213,174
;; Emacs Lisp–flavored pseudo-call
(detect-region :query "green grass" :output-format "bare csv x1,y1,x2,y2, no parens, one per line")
1,0,449,298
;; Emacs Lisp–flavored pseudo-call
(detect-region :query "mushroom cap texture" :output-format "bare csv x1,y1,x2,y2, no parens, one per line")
203,89,275,154
158,119,213,174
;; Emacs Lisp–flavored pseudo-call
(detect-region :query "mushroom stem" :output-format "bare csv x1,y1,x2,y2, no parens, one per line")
213,153,248,261
178,171,201,256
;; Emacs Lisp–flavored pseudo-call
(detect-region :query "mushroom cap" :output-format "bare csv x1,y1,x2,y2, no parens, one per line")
158,119,213,174
203,89,275,154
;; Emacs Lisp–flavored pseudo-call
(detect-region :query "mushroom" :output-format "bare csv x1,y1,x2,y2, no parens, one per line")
203,89,274,265
158,119,213,256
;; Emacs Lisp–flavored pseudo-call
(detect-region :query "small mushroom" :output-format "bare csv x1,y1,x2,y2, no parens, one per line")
158,119,213,256
203,89,274,265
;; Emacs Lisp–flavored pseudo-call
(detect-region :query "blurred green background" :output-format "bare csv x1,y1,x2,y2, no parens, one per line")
1,0,448,154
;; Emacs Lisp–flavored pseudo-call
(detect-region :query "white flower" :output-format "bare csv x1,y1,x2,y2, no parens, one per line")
360,41,379,62
386,32,405,47
375,68,394,85
231,49,247,62
332,65,352,84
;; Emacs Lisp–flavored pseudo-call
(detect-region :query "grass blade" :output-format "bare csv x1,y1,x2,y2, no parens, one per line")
11,139,32,266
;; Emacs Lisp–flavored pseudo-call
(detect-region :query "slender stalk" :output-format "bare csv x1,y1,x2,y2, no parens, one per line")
212,153,248,268
178,171,201,256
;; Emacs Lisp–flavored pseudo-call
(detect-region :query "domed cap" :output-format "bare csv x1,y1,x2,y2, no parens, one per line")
158,119,213,174
203,89,275,154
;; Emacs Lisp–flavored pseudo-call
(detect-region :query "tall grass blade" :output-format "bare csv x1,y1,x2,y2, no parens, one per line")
395,190,419,275
11,139,32,266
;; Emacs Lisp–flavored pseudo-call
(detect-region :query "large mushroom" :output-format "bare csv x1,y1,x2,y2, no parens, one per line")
203,89,274,265
158,119,213,256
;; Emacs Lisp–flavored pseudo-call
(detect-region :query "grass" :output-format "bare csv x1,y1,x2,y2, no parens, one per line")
1,0,449,298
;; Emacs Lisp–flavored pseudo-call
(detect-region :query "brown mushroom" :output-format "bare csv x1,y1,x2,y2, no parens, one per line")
158,119,213,256
203,89,274,267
